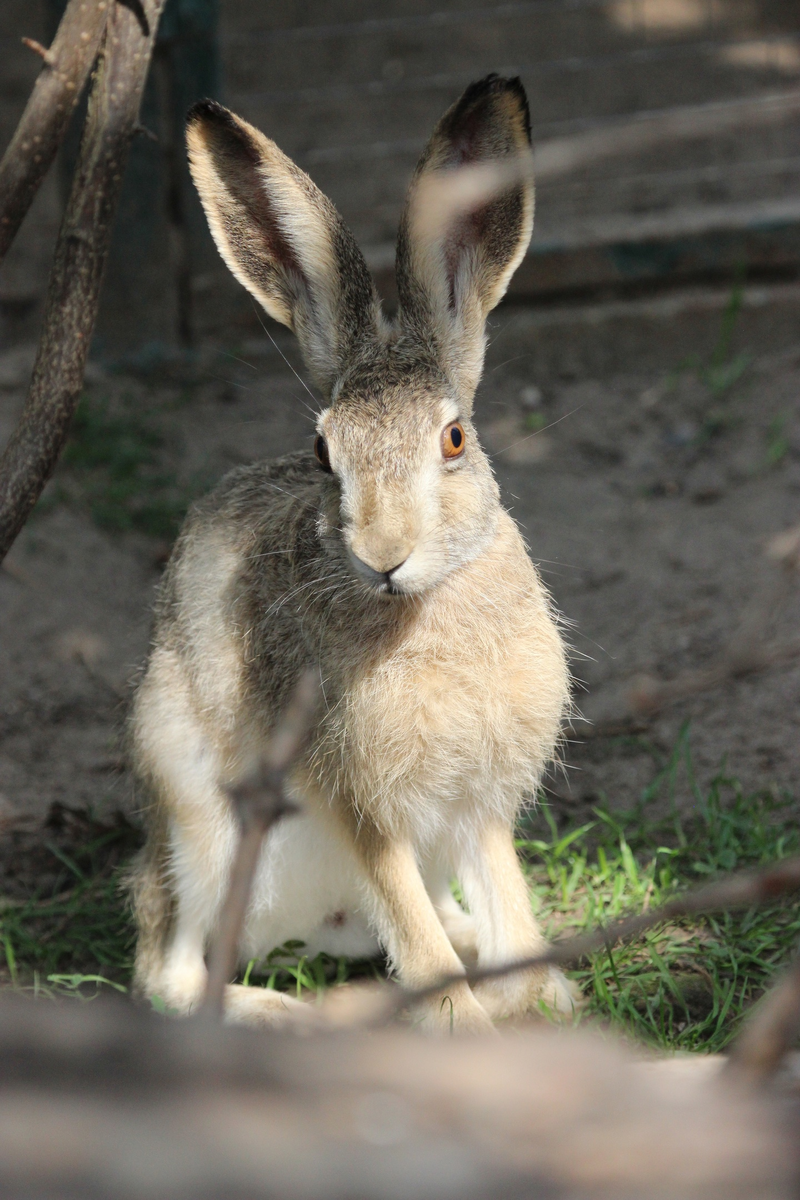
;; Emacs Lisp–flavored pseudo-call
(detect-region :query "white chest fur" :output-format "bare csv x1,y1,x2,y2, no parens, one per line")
316,515,569,839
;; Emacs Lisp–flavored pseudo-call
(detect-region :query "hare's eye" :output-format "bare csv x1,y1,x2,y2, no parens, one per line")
314,434,333,473
442,421,466,460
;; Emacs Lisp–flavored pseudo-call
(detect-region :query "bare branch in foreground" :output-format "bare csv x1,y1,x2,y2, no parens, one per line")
0,0,167,564
0,0,109,264
534,89,800,182
201,670,320,1018
726,954,800,1085
382,856,800,1028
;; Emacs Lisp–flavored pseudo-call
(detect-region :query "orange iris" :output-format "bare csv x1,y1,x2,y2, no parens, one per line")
442,421,466,460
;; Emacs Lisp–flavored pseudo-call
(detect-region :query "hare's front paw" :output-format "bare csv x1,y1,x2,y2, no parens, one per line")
474,967,582,1023
414,982,496,1036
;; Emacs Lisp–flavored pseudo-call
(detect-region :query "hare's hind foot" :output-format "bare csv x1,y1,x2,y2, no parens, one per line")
141,962,313,1028
474,967,582,1023
222,984,313,1028
411,981,496,1036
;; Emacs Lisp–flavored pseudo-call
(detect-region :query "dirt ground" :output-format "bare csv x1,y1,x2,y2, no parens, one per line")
1,302,800,831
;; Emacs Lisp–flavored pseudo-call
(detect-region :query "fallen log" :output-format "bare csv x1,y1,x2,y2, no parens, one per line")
0,996,793,1200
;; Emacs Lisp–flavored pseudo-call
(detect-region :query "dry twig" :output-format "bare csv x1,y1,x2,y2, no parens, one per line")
201,669,320,1017
534,89,800,182
384,856,800,1027
0,0,167,563
727,954,800,1085
0,0,109,263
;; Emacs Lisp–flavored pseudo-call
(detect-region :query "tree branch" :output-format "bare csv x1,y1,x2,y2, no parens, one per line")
201,670,320,1018
384,856,800,1026
534,89,800,182
0,0,167,564
0,0,109,264
726,954,800,1085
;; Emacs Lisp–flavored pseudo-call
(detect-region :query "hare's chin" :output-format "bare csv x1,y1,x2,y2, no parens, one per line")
352,572,429,601
364,579,409,600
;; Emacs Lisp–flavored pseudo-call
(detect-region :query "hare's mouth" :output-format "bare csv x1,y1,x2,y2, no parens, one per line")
360,576,407,600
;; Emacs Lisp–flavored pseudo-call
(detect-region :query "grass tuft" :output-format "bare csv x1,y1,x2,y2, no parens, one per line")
0,805,139,1000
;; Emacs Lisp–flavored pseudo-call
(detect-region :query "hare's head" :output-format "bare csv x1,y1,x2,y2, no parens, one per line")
187,76,533,596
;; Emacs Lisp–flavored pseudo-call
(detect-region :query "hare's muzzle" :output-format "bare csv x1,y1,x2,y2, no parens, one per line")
347,546,410,594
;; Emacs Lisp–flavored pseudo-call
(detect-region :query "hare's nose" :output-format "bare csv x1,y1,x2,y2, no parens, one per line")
348,548,408,588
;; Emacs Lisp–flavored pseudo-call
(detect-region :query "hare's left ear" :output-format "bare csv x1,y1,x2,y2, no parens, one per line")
186,100,382,397
396,75,533,403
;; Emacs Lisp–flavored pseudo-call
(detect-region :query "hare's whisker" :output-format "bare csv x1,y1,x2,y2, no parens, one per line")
251,301,320,413
219,350,257,372
494,403,587,455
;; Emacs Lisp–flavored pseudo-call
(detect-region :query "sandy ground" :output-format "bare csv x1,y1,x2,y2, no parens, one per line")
1,312,799,829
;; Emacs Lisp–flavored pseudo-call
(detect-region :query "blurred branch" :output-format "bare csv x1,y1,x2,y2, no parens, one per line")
0,0,109,264
409,152,533,247
727,954,800,1086
201,669,320,1018
384,855,800,1027
0,0,167,564
535,90,800,182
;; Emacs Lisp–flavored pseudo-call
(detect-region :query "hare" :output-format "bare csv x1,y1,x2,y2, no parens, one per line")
130,74,578,1032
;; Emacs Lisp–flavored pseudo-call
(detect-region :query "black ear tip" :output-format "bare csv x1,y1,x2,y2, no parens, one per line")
186,97,236,129
453,74,531,142
504,76,532,143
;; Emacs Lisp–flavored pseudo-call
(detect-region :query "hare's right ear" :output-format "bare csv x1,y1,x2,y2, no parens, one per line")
396,75,534,404
186,100,382,396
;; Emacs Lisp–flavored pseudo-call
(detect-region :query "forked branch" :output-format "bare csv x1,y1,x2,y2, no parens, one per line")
0,0,109,264
0,0,167,563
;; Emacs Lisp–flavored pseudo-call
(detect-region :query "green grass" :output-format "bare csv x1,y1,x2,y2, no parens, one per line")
0,807,139,1000
522,728,799,1051
2,733,798,1049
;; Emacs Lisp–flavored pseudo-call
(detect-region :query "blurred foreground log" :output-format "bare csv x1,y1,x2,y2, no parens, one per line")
0,996,794,1200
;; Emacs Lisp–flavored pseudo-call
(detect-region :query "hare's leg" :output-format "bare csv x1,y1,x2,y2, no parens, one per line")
423,861,478,968
133,663,307,1026
352,824,493,1033
141,817,311,1025
456,822,580,1019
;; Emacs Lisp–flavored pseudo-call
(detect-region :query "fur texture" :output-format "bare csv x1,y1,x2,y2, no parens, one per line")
131,75,578,1031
